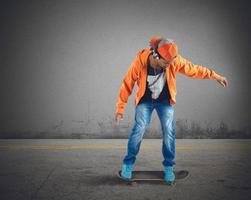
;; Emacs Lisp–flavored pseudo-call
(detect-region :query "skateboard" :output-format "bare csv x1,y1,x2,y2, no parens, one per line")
118,170,189,185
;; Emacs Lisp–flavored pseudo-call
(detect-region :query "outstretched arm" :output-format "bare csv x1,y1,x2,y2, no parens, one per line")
176,55,228,88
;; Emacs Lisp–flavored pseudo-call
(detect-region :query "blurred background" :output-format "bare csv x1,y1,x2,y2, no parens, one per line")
0,0,250,138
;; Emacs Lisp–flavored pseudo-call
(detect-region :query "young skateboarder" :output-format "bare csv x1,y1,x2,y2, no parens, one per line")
114,35,228,183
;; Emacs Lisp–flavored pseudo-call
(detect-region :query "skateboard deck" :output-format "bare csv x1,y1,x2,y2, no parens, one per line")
118,170,189,184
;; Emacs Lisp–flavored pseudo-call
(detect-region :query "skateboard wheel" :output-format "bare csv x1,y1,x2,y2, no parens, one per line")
130,181,137,186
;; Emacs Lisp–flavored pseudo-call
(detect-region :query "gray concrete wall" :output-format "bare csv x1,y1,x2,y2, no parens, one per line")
1,0,250,138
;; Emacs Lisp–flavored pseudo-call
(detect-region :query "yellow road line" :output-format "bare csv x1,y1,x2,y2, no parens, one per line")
0,145,135,150
0,145,192,150
0,145,250,151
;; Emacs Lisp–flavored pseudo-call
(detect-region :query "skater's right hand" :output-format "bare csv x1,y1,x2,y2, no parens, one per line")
114,113,123,125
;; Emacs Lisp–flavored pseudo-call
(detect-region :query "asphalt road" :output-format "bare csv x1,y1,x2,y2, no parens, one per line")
0,139,251,200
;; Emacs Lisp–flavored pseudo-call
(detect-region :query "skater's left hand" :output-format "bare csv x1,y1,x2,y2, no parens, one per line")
217,76,228,88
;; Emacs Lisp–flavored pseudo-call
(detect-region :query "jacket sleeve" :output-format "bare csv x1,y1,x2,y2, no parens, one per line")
115,54,142,114
176,55,223,80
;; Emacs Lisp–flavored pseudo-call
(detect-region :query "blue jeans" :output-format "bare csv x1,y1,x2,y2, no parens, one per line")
123,102,176,167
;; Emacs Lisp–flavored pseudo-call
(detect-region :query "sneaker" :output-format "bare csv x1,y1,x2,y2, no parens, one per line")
164,166,175,183
121,164,134,180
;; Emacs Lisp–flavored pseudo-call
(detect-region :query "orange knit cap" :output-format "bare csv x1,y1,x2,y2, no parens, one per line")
149,35,178,61
158,42,178,61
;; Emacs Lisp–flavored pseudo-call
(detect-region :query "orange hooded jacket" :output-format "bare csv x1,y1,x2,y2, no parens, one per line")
115,49,222,115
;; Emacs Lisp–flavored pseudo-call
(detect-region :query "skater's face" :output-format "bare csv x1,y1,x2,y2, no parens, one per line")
157,55,177,69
